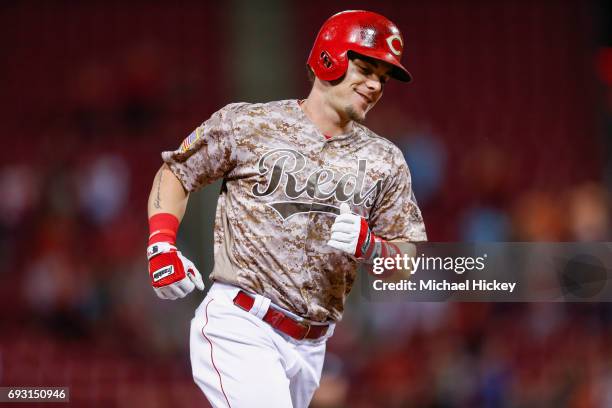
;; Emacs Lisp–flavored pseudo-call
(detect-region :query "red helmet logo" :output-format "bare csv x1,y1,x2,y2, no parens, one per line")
386,34,403,56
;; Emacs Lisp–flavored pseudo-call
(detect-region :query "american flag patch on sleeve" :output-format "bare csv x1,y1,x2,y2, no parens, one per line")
180,127,204,153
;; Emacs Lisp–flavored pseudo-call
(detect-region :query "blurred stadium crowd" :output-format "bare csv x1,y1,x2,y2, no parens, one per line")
2,1,612,407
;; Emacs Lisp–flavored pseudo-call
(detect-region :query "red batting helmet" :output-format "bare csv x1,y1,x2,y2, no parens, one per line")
307,10,412,83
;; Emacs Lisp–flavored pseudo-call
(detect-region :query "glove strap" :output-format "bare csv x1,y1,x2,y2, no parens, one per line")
355,218,372,258
147,242,177,260
355,217,401,263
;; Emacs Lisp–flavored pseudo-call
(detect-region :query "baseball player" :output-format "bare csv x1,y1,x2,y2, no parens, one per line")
146,10,426,408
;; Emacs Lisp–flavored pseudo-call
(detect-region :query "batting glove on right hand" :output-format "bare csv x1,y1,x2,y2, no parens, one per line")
328,203,400,263
147,242,204,300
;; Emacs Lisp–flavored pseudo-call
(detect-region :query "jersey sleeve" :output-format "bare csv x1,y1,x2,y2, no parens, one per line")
161,103,244,192
369,148,427,242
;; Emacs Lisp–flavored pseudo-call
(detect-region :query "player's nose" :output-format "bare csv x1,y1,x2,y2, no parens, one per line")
365,77,382,94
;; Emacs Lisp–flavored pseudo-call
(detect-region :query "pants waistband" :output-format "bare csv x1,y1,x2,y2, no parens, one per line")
207,282,326,322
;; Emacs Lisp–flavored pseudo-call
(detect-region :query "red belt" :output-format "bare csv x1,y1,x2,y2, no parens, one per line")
233,291,329,340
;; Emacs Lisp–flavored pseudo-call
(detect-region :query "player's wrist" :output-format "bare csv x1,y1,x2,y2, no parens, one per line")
147,241,177,260
148,213,180,245
355,217,372,258
354,219,400,263
356,229,382,262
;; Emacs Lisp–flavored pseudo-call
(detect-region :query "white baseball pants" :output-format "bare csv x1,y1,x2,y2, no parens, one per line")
190,282,334,408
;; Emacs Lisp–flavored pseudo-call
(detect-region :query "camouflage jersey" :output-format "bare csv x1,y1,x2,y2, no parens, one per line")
162,99,426,322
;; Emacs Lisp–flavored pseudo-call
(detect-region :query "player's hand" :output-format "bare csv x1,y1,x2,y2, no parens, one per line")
146,242,205,300
327,203,372,258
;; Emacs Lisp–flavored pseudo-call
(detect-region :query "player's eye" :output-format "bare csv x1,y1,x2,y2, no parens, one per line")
358,65,370,75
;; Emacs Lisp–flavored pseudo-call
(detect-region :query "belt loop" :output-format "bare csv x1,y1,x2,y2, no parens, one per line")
250,294,271,320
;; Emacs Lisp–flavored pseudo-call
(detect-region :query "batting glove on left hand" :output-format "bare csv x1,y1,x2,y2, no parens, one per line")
147,242,205,300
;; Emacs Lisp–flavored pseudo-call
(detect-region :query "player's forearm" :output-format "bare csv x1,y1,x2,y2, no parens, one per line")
146,165,203,300
147,164,189,221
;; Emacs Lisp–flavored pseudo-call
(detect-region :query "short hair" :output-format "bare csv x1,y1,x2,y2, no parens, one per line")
347,51,378,67
306,65,315,84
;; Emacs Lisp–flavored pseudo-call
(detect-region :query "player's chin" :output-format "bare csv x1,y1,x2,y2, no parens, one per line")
345,104,367,123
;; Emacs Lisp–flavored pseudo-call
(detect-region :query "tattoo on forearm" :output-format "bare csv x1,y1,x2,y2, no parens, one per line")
154,171,163,209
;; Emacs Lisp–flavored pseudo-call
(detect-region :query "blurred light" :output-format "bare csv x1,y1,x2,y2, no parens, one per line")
78,155,130,224
403,134,446,204
0,165,39,227
461,207,510,242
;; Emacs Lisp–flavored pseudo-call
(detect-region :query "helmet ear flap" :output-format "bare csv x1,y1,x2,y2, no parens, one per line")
312,49,348,82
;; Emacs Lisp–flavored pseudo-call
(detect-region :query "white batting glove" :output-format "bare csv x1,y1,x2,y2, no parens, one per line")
327,203,374,258
147,242,205,300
